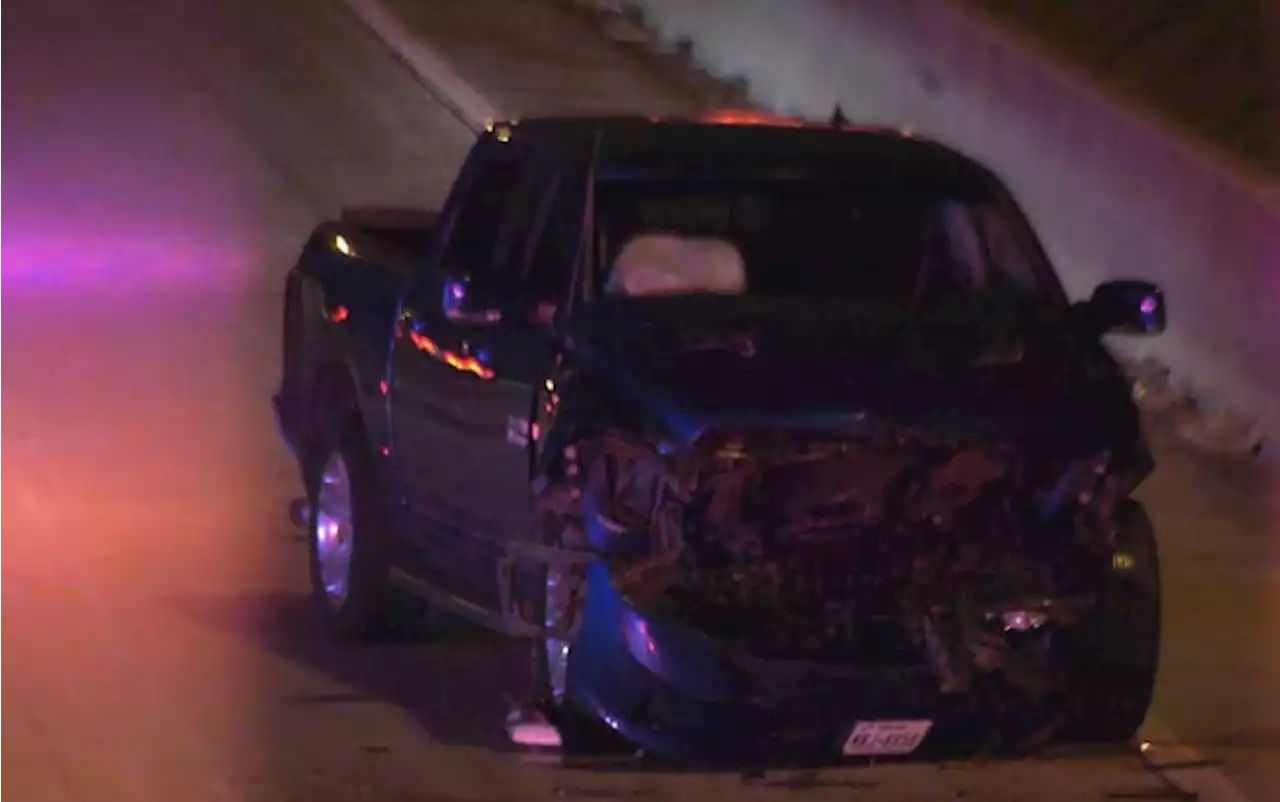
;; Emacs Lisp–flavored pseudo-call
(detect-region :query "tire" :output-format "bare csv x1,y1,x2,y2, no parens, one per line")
305,416,428,640
1063,499,1161,743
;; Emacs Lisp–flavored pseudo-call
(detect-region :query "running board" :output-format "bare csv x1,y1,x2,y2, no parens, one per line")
386,567,541,638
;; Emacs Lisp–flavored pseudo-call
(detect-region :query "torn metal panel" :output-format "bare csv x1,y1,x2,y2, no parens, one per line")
551,426,1134,701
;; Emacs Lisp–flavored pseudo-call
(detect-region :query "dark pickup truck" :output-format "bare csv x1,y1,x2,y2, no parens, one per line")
272,114,1166,766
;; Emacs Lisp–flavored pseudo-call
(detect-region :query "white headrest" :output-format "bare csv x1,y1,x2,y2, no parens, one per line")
607,233,747,297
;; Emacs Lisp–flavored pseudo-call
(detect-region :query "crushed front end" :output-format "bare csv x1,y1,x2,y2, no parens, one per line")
541,423,1142,764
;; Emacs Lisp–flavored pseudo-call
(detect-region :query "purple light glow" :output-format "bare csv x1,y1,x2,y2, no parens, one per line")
1,1,274,301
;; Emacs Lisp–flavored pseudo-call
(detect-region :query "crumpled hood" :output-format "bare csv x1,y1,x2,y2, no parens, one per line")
567,297,1137,453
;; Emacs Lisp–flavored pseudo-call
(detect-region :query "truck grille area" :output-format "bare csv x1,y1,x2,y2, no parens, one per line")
642,427,1097,667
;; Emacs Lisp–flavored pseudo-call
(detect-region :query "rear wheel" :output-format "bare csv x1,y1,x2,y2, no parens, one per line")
1063,499,1161,742
305,417,427,640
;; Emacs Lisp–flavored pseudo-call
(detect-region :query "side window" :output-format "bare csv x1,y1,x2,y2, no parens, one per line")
439,148,524,279
975,206,1040,294
939,202,987,288
522,179,582,304
491,162,553,285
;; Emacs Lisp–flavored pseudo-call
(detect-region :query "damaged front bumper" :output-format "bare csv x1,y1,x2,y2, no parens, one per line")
563,562,1073,767
527,426,1140,764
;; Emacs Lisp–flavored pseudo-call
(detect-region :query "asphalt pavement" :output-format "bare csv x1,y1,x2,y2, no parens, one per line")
2,0,1277,800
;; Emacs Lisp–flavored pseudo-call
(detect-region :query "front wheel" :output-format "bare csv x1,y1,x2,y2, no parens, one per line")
1063,499,1161,743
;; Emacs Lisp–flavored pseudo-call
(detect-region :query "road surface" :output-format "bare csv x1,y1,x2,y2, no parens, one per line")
3,0,1277,799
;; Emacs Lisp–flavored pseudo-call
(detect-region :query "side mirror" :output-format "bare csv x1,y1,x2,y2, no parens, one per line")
441,277,505,326
1081,279,1166,335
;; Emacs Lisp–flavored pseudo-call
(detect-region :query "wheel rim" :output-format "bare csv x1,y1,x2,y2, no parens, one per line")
314,453,354,609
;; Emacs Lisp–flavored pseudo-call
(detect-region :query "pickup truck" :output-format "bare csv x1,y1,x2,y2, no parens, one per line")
272,114,1167,766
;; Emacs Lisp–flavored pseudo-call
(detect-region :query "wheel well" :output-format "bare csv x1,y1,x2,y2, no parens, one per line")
305,361,362,464
280,275,301,386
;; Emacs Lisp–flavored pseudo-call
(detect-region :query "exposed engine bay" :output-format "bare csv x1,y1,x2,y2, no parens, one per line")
540,426,1129,704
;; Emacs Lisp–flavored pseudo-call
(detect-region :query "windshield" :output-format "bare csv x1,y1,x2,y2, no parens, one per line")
591,176,1066,310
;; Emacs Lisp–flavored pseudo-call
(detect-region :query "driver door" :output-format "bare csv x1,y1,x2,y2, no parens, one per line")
388,136,567,611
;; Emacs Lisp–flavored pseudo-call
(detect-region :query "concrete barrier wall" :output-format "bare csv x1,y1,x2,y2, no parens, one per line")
624,0,1280,440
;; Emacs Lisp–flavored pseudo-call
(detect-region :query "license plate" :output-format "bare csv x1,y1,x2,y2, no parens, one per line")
841,719,933,756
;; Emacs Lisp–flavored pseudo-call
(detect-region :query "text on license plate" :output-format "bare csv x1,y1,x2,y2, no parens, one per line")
841,719,933,756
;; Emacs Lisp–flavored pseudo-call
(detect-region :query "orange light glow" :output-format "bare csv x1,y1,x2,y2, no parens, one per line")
443,351,495,381
700,109,808,128
409,330,439,356
408,330,494,380
329,305,349,323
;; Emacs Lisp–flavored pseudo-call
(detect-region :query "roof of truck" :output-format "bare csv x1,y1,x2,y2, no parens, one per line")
482,112,999,187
